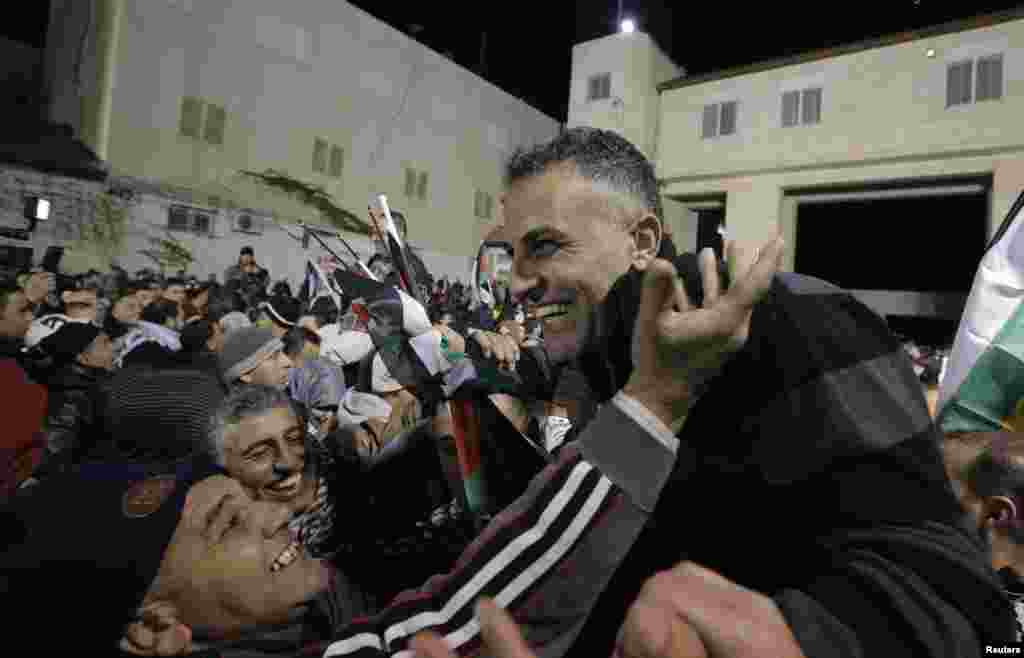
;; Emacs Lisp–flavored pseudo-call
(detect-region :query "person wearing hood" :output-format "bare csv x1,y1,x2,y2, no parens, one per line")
32,322,114,480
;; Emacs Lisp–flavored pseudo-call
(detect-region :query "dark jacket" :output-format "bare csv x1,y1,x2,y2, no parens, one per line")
35,362,110,480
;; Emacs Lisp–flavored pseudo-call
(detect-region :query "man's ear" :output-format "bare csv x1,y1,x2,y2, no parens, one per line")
119,600,193,656
630,214,662,272
985,495,1020,531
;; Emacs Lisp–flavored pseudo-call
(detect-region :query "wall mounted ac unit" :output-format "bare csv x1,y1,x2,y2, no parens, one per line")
232,212,264,235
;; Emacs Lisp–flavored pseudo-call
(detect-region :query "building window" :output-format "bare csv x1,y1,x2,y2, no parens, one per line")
781,90,800,127
313,139,328,173
475,190,494,220
417,170,429,201
203,104,226,145
405,168,417,197
167,205,213,235
976,54,1004,102
946,60,973,107
781,88,822,127
179,96,203,138
801,88,821,125
719,101,737,135
701,101,738,139
168,205,191,231
587,73,611,101
329,145,344,178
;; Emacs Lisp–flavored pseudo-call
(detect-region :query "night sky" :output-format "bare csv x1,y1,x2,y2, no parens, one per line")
4,2,1023,121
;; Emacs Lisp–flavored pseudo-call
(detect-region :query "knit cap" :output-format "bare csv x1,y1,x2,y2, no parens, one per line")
219,326,283,383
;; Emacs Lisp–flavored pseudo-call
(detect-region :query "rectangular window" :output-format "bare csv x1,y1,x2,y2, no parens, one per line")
588,73,611,101
485,193,493,220
203,104,226,145
417,170,429,200
946,60,973,107
701,104,719,139
168,205,191,231
801,88,821,124
474,189,484,218
405,168,417,197
781,90,800,127
976,54,1004,102
312,139,328,173
192,212,212,235
179,96,203,138
719,101,737,135
329,145,344,178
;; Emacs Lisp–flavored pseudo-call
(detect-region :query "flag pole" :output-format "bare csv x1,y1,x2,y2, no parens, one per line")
298,221,377,280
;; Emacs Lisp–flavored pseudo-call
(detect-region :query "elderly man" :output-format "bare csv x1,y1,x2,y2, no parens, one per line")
219,326,294,389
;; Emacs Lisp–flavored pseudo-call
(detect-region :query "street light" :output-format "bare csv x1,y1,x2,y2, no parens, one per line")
620,18,636,33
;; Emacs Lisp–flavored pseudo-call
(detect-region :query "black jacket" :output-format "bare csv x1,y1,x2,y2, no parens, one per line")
566,260,1015,657
35,362,110,479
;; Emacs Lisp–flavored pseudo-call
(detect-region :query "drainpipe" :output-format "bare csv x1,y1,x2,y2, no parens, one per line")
85,0,124,161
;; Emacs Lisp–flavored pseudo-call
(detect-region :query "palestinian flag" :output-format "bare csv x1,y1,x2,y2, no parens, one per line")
297,260,342,314
938,189,1024,432
448,379,549,519
375,195,423,304
333,269,438,403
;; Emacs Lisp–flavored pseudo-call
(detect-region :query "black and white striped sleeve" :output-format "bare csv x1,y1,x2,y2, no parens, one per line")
319,392,680,658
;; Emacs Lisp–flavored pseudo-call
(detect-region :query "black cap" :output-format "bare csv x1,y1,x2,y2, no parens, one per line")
2,456,225,654
37,322,101,365
240,246,254,256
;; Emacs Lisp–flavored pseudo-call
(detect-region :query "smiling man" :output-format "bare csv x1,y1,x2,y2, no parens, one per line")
1,458,351,656
219,326,295,390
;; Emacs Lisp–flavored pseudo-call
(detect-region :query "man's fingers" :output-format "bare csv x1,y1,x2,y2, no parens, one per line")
411,631,456,658
476,598,537,658
726,236,784,311
639,260,682,334
698,249,720,308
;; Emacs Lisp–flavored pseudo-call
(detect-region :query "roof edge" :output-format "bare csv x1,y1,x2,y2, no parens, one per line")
658,7,1024,93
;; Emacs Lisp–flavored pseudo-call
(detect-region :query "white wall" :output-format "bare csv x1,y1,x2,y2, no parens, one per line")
39,0,560,264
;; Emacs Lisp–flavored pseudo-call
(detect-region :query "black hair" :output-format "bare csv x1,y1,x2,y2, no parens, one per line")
186,281,219,300
282,326,305,358
180,318,216,354
164,278,186,289
505,126,662,224
141,298,179,326
310,297,340,327
271,280,293,298
947,432,1024,545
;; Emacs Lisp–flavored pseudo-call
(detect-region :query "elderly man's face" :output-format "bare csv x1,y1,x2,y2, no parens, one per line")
504,164,647,363
136,289,157,309
150,475,329,639
239,350,294,389
222,406,308,505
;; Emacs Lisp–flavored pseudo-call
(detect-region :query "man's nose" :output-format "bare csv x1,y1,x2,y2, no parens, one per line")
510,260,540,305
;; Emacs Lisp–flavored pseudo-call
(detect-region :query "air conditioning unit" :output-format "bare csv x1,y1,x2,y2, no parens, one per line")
232,212,264,235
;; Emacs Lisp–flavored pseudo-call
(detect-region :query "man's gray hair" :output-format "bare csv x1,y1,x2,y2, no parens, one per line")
207,384,299,466
505,127,662,223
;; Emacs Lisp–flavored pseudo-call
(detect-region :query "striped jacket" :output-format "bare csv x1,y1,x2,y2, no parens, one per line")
308,391,677,658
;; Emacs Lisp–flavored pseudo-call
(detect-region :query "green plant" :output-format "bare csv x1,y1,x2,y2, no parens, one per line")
239,169,371,235
139,233,194,274
77,193,128,268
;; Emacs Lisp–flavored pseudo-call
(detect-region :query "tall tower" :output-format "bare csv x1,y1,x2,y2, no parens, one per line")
567,29,683,161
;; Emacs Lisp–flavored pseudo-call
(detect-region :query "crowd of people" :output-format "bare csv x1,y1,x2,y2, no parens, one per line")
1,127,1021,657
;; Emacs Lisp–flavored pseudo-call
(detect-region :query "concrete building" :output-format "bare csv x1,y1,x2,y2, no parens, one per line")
569,9,1024,330
36,0,561,284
